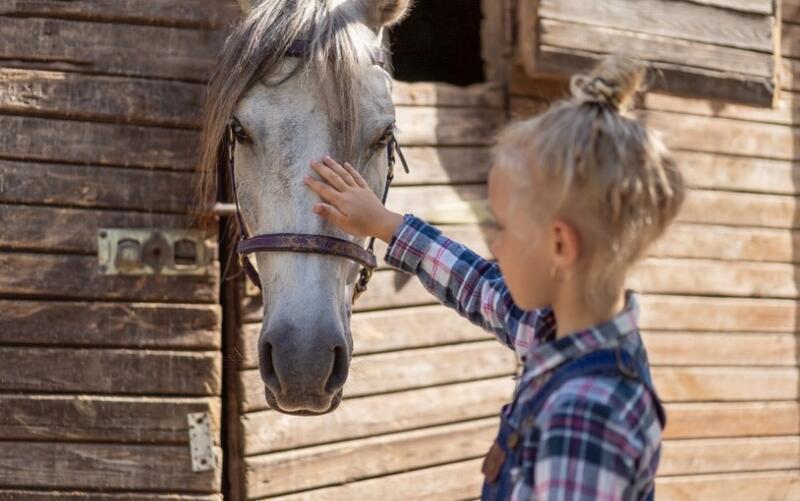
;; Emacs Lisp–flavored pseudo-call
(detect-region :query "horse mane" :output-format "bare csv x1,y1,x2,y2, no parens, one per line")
195,0,375,212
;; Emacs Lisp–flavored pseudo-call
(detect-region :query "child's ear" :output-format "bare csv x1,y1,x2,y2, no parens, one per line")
551,219,580,268
357,0,414,30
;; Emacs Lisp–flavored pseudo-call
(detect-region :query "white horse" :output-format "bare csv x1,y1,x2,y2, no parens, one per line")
198,0,413,415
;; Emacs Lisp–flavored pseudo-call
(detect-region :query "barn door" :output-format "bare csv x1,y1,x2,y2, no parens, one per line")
0,2,235,498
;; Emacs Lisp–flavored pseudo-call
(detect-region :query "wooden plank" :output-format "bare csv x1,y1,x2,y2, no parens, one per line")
0,491,221,501
782,57,800,91
391,147,492,185
0,253,219,303
642,110,798,161
0,301,220,348
675,151,799,196
0,69,205,127
664,401,800,439
652,224,800,263
245,419,496,498
386,184,488,218
538,0,774,51
654,366,799,401
0,206,202,253
238,304,492,368
271,458,485,501
240,341,516,412
643,92,800,126
691,0,774,14
0,0,237,29
0,395,220,443
638,295,797,332
243,392,800,458
678,190,796,229
786,0,800,24
644,332,799,366
392,81,504,107
657,470,800,501
0,17,223,81
0,441,220,492
785,21,800,60
395,107,505,146
0,161,196,212
241,377,512,455
0,348,221,396
630,257,799,299
0,116,199,169
660,437,800,475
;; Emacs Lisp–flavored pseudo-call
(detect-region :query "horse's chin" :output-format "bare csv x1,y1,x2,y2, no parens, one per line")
264,387,343,416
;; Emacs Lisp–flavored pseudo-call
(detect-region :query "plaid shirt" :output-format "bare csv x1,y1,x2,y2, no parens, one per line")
384,214,663,500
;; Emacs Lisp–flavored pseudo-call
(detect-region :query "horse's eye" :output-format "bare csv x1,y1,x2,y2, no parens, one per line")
376,125,395,147
231,118,251,144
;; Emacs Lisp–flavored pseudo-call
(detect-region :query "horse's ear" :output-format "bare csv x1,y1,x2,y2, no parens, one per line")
358,0,414,29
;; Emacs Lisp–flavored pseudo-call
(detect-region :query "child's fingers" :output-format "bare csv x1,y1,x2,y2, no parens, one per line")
304,175,341,204
343,162,368,188
322,156,357,187
311,161,347,192
313,202,346,226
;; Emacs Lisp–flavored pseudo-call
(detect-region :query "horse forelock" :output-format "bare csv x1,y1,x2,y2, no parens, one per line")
195,0,381,216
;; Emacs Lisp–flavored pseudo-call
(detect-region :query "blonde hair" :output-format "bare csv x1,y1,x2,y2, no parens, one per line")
496,57,685,310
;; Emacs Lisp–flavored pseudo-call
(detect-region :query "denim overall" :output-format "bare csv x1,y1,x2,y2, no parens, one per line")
481,348,667,501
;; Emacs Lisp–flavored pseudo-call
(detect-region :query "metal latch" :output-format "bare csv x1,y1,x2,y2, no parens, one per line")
98,229,216,276
187,412,216,473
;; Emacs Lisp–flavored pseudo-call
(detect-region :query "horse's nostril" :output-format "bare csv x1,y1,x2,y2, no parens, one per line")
260,343,282,394
325,346,348,394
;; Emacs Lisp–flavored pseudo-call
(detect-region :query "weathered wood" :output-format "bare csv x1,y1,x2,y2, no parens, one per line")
240,341,516,412
0,161,197,212
395,107,505,146
660,437,800,475
538,0,774,51
242,386,798,457
642,110,798,161
638,295,798,332
0,491,221,501
0,253,219,303
654,366,799,401
0,300,220,348
0,395,220,443
644,332,799,366
272,458,485,501
652,224,800,263
783,57,800,91
630,257,799,299
691,0,774,14
245,419,497,498
238,304,492,368
392,81,504,107
786,0,800,24
675,151,799,195
657,470,800,500
0,441,220,492
391,147,492,185
0,116,200,169
386,184,488,218
664,401,800,439
241,377,512,455
0,206,203,253
0,0,237,29
0,17,223,81
784,20,800,60
0,347,221,396
0,69,205,127
678,190,796,229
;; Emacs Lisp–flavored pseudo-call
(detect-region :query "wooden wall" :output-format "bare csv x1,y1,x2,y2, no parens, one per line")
508,0,800,498
0,1,234,498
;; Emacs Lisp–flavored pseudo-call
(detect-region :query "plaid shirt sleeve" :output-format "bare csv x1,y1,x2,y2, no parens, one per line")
519,387,648,501
383,214,540,354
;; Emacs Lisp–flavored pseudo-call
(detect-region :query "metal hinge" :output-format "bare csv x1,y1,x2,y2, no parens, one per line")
187,412,216,473
98,229,216,276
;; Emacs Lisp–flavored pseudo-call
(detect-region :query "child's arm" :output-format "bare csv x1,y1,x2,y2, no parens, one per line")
383,214,538,354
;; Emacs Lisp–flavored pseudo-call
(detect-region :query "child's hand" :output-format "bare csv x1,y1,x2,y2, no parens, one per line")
304,156,403,242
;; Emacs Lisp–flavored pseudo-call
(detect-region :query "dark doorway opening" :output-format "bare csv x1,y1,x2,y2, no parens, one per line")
388,0,484,85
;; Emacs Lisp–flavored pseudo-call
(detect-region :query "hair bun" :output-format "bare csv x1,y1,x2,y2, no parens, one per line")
570,57,646,113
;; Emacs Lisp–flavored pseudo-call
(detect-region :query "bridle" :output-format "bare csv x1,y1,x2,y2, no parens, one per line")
223,40,409,303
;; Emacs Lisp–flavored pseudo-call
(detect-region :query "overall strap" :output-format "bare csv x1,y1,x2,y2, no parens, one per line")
522,348,666,429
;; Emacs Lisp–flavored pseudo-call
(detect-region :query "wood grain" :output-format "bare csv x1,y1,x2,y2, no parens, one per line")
657,470,800,500
660,437,800,475
664,401,800,439
0,491,221,501
392,81,504,107
654,366,799,401
395,107,505,146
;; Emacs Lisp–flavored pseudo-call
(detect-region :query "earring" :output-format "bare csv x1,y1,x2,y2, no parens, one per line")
549,264,560,281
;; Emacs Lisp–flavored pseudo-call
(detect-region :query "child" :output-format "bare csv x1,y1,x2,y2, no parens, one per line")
304,57,684,500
